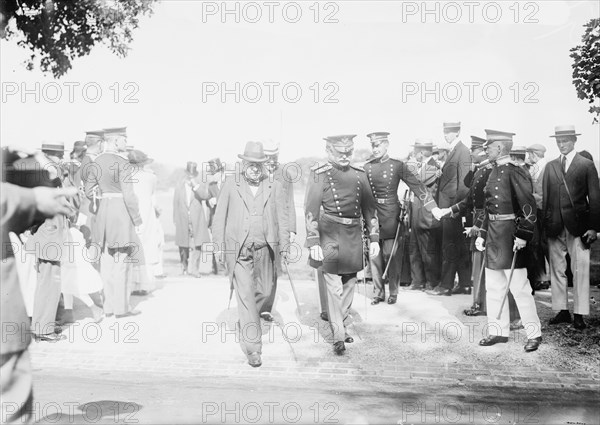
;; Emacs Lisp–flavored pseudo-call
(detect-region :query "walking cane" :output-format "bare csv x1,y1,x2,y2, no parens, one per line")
283,260,303,316
475,254,486,303
496,250,518,320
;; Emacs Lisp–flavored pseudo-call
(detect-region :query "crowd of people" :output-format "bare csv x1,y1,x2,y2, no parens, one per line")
1,123,598,407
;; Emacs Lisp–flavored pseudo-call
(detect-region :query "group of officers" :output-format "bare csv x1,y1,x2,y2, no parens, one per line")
210,122,599,367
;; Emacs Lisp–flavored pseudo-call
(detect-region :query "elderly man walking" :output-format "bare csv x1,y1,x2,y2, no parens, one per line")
212,141,290,367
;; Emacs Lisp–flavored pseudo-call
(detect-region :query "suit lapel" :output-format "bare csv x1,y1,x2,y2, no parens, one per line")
236,178,252,211
261,179,273,207
442,143,459,171
565,153,580,179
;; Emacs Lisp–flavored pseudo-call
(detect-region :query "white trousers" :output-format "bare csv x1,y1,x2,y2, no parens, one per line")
548,228,590,315
485,268,541,339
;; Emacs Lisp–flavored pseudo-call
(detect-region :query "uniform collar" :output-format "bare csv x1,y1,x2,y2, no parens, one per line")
495,155,511,166
368,154,390,164
329,161,350,171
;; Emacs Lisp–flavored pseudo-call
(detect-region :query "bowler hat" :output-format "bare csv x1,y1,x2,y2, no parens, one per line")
238,141,268,163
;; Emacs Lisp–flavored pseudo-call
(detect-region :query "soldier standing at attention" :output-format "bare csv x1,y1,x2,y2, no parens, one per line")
475,129,542,352
304,135,380,355
364,132,441,305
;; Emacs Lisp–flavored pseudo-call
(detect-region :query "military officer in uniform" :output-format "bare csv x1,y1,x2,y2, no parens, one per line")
84,127,142,318
475,130,542,352
78,130,104,243
304,135,380,355
364,132,441,304
438,136,492,315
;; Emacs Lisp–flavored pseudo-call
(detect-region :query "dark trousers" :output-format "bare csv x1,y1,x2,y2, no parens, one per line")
317,268,328,313
409,227,441,287
471,249,486,311
32,260,61,335
179,246,189,272
440,217,471,289
370,238,399,299
233,244,275,355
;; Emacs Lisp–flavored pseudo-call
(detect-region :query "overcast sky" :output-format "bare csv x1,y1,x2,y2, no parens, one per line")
1,0,599,166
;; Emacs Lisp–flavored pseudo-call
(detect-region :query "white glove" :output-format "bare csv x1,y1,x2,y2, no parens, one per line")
208,197,217,208
369,242,380,258
289,232,296,243
513,237,527,251
432,207,442,221
475,237,485,251
310,245,324,261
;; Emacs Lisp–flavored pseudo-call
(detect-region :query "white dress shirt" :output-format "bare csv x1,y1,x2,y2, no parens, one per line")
561,149,577,173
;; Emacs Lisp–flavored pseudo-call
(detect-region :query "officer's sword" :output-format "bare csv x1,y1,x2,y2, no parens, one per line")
383,190,409,280
496,250,518,320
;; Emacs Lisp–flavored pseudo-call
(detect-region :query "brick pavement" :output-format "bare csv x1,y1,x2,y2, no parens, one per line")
28,261,600,393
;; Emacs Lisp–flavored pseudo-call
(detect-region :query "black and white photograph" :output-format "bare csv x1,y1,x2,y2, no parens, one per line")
1,1,599,424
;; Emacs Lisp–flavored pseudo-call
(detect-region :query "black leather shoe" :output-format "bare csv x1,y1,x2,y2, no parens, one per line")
115,310,141,319
371,297,383,305
333,341,346,355
524,337,542,352
452,286,471,295
573,314,586,330
387,295,397,305
320,312,329,321
407,283,424,291
260,312,274,322
549,310,572,325
247,352,262,367
427,287,452,296
479,335,509,346
344,334,354,343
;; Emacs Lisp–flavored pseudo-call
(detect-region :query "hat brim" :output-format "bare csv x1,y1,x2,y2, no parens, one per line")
238,154,268,163
549,133,581,138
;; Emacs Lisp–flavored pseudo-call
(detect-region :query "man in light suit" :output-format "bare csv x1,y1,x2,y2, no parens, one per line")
212,141,290,368
543,125,600,330
429,122,472,296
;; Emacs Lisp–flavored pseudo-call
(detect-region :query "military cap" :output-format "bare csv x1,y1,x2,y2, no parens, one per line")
366,132,390,144
526,144,547,155
324,135,356,153
484,129,515,143
549,125,581,138
443,122,461,130
85,130,104,146
510,146,527,156
470,135,486,150
103,127,127,137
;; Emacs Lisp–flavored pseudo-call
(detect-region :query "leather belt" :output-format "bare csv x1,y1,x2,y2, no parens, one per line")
375,197,398,205
100,193,124,199
323,213,361,225
488,213,516,221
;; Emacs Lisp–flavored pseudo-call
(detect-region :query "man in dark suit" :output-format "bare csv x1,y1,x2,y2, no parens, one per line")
475,130,542,352
405,139,442,292
429,122,472,296
304,135,380,355
438,136,492,315
212,141,290,368
204,158,224,275
543,125,600,330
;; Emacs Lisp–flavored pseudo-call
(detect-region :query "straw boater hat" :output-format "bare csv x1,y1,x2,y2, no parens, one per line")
443,122,461,131
238,141,268,162
411,139,434,149
549,125,581,138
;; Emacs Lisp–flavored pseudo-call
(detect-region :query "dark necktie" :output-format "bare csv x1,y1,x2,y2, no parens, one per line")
561,155,567,174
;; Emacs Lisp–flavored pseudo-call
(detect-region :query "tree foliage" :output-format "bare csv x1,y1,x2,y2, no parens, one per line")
570,18,600,123
0,0,156,78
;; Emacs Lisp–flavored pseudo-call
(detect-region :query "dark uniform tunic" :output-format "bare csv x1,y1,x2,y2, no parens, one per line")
451,162,493,238
364,156,435,239
305,162,378,275
480,157,536,270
